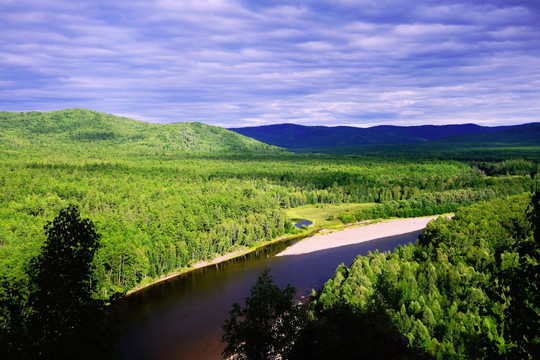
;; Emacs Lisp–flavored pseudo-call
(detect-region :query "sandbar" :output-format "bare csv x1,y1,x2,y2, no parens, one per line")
277,216,443,256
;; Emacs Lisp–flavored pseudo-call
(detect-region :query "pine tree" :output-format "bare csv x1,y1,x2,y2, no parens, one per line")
25,205,118,359
222,268,304,360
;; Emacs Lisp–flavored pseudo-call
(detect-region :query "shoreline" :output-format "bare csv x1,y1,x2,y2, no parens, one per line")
277,215,446,257
124,215,448,296
124,230,320,296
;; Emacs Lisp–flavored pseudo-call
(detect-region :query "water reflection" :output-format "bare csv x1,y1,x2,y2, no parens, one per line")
115,230,422,360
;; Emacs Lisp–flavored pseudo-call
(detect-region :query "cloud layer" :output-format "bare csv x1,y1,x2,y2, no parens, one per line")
2,0,540,126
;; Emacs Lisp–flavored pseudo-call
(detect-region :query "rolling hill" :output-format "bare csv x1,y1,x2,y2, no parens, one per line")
0,109,283,156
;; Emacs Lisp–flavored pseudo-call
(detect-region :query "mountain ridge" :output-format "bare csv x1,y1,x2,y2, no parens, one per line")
229,122,521,149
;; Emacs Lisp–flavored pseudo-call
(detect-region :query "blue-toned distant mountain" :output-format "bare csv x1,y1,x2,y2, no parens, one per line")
229,123,540,154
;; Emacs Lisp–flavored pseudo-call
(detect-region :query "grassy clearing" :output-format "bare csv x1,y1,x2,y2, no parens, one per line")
286,203,375,228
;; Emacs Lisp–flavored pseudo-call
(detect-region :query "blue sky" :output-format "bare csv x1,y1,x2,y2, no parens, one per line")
1,0,540,127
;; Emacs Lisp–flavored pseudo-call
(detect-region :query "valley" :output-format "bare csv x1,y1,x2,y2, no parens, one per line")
1,109,539,359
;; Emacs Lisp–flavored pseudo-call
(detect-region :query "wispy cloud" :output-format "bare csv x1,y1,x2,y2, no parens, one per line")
1,0,539,126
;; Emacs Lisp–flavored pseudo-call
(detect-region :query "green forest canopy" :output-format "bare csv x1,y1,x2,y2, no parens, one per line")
0,109,536,300
302,193,539,359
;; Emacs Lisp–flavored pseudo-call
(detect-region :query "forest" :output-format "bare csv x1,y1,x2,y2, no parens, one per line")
0,110,534,297
1,109,539,358
295,191,540,359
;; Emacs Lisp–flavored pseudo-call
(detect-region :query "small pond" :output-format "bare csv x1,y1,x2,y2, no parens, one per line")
294,219,313,228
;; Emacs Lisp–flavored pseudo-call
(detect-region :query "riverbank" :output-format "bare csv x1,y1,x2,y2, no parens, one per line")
124,230,320,296
277,215,444,256
125,215,448,296
116,216,437,360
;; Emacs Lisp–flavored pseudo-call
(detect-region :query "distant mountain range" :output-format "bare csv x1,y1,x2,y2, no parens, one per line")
2,109,538,158
229,123,540,153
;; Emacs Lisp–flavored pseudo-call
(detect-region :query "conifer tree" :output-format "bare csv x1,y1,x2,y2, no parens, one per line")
25,205,117,359
222,268,304,360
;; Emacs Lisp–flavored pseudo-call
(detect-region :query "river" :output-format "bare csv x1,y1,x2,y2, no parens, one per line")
114,229,424,360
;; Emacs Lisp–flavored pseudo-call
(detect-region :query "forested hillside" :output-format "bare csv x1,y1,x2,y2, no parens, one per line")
0,109,534,300
0,108,280,154
297,193,539,359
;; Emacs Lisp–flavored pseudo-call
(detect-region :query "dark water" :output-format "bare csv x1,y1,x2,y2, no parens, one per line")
294,219,313,228
114,230,423,360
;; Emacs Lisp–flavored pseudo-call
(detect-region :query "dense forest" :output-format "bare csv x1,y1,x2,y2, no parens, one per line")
0,110,537,301
296,192,539,359
1,109,539,359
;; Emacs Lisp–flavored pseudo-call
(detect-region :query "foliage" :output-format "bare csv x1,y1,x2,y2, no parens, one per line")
290,286,431,360
222,268,304,360
1,109,538,358
1,206,118,359
0,274,28,358
340,187,515,222
496,172,540,358
0,108,281,154
286,203,374,228
1,110,530,300
304,193,540,359
0,109,534,334
478,159,537,176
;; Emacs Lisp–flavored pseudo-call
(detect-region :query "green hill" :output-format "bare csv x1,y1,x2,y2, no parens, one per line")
0,109,282,157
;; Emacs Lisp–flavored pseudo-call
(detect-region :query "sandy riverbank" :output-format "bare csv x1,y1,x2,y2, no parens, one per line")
277,216,443,256
125,216,447,295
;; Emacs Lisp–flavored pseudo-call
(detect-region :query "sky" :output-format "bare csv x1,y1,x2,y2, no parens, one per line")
1,0,540,128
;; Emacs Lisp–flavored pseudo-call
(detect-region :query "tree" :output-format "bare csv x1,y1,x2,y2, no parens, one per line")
24,205,118,359
0,274,28,359
222,268,304,360
499,172,540,358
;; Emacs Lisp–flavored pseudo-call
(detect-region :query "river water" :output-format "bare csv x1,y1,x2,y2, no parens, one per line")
114,229,423,360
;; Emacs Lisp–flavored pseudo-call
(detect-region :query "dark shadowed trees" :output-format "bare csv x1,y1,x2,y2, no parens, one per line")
222,268,304,360
24,205,118,359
